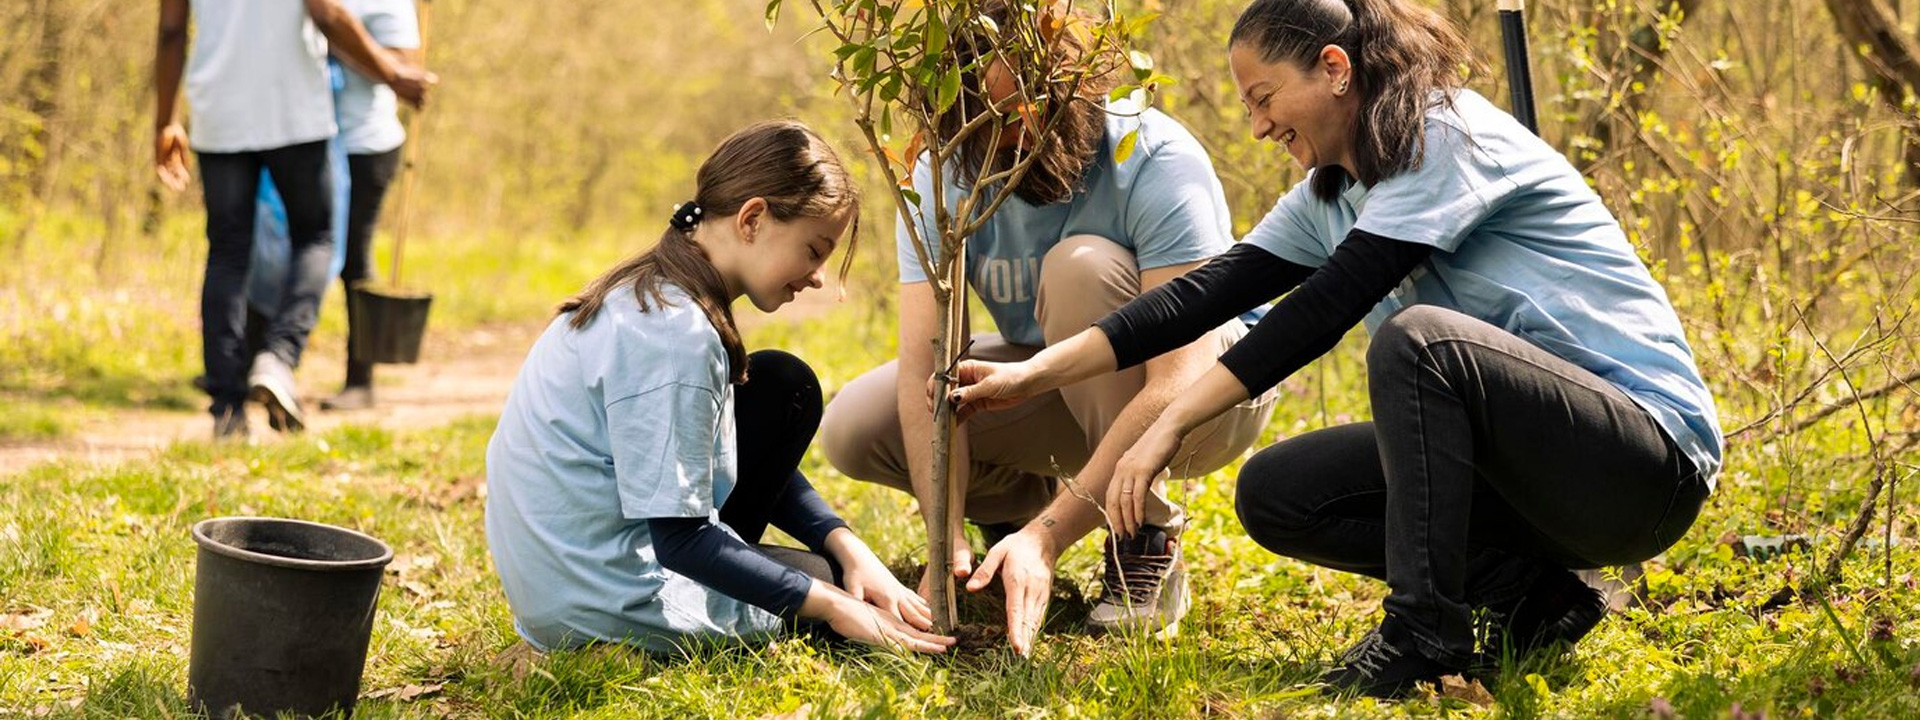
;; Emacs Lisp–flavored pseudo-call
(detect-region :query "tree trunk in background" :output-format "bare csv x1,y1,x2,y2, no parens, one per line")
26,0,63,203
1825,0,1920,190
1576,0,1705,173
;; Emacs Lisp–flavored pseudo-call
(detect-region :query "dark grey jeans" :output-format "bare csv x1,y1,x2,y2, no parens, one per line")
197,140,336,415
1234,305,1708,665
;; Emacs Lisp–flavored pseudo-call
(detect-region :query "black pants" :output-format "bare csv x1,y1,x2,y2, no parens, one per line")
340,148,404,372
718,350,841,584
1235,305,1708,665
197,140,336,415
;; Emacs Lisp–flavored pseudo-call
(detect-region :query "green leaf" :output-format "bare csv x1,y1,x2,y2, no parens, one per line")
880,74,903,102
1127,50,1154,72
852,46,878,78
901,187,923,207
934,66,962,113
764,0,781,30
880,106,893,138
1108,83,1138,103
1125,11,1161,39
927,11,947,56
1114,128,1139,164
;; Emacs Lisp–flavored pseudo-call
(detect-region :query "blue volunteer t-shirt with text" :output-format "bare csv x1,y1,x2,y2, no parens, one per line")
897,100,1237,346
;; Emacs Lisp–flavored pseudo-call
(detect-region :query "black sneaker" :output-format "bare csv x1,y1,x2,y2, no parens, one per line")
1088,525,1189,635
212,406,249,442
1321,617,1463,698
1474,565,1608,667
319,384,375,411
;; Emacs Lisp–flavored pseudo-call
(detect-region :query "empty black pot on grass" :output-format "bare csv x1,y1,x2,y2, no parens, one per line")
188,517,394,719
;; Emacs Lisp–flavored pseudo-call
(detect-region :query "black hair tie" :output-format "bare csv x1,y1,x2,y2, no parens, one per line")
670,201,704,231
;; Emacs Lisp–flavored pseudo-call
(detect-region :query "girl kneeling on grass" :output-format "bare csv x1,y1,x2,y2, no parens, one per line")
486,120,952,655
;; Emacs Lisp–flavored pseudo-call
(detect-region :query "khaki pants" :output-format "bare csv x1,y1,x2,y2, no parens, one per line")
820,235,1275,532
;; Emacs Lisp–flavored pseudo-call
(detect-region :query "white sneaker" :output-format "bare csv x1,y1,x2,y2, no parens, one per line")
247,351,306,433
1087,525,1190,635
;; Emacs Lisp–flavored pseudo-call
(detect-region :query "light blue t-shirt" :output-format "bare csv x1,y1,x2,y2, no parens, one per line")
485,284,783,652
897,100,1237,346
335,0,418,155
1244,89,1724,487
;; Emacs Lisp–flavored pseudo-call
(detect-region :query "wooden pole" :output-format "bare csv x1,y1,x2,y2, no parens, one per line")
1498,0,1539,135
388,0,431,288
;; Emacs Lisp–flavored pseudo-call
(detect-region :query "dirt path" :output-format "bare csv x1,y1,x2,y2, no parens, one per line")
0,291,840,477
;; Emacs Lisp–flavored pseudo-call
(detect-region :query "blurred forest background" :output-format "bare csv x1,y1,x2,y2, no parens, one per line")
0,0,1916,716
5,0,1912,525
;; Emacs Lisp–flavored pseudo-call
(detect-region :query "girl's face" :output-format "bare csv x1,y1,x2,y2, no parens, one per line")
737,205,853,314
1229,43,1358,175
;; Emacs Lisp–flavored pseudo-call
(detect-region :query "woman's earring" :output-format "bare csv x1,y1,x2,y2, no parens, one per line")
1337,80,1349,95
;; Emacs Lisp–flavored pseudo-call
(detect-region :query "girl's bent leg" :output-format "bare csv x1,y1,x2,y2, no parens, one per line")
722,350,823,544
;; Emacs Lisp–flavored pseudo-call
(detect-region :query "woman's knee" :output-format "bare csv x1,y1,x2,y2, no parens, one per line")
1366,304,1482,383
1234,425,1381,549
1233,443,1322,546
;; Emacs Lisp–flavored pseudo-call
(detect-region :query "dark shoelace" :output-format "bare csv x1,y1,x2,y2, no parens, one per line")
1098,547,1176,606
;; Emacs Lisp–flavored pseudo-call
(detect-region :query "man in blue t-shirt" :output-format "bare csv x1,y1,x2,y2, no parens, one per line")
154,0,434,439
818,15,1274,645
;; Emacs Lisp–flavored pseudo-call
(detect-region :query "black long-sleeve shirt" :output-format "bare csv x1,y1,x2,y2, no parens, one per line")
1094,229,1434,397
646,473,848,621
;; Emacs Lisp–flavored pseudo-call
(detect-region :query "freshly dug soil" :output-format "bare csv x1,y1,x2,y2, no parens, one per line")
950,623,1007,653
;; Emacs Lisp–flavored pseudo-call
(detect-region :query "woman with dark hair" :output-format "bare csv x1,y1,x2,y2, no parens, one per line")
953,0,1723,695
486,121,949,654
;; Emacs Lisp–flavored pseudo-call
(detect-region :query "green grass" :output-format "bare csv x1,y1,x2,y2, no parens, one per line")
2,302,1916,719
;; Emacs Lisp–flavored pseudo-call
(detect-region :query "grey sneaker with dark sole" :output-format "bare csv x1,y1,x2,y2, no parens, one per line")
247,352,306,433
1088,525,1190,635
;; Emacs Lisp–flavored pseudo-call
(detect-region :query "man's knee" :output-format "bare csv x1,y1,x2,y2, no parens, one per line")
1036,235,1139,343
818,365,904,485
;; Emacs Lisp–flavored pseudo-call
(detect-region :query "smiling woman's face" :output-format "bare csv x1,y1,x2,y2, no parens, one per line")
1229,43,1357,174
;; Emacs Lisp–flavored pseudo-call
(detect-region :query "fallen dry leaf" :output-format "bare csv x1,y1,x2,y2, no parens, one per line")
1,606,52,632
757,704,812,720
1436,674,1495,707
364,682,444,702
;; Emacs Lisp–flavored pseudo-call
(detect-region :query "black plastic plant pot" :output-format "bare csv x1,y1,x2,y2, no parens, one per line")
348,285,433,365
188,517,394,719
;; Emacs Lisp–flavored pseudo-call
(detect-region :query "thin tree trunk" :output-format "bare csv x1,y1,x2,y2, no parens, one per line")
926,238,970,632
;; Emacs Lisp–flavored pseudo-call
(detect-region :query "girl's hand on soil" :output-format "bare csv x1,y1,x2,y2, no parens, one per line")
1108,420,1183,538
825,593,954,654
844,555,934,630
